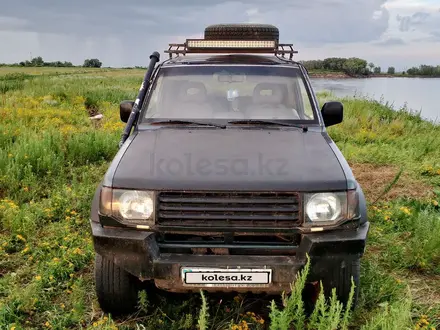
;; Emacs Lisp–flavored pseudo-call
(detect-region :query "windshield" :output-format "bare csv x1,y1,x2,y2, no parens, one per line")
140,65,317,124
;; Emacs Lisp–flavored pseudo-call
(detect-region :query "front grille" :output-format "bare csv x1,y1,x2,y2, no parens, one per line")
156,191,301,228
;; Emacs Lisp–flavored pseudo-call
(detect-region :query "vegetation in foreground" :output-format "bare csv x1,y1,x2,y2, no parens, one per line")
0,68,439,329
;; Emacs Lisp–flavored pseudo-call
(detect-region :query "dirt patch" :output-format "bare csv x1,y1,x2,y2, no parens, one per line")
407,273,440,306
349,162,434,203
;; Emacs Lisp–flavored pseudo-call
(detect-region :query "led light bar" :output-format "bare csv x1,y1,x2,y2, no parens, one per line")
164,40,298,59
186,39,277,49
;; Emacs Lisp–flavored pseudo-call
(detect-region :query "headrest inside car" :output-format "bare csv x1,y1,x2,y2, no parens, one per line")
178,81,208,102
253,83,284,104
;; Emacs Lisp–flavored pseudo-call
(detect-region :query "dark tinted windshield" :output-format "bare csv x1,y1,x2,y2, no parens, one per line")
140,65,317,123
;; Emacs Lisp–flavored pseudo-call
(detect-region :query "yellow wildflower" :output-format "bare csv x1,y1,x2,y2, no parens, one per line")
400,207,411,215
73,247,83,255
16,234,26,242
35,275,42,281
432,200,438,206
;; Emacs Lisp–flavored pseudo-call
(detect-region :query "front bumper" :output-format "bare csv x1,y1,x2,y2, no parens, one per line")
91,221,370,293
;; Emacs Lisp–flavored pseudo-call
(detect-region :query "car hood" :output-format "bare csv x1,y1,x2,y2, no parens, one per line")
110,128,347,192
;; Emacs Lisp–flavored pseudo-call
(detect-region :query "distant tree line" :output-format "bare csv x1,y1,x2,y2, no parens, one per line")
301,57,369,76
300,57,440,77
1,55,439,77
0,56,103,68
404,65,440,77
301,58,400,77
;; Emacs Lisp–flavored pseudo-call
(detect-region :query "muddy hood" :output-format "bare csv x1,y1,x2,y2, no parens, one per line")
111,128,347,192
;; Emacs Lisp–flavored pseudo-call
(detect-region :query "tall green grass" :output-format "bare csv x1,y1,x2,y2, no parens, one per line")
0,71,439,329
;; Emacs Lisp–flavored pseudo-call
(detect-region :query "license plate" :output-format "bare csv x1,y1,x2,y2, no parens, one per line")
181,267,272,287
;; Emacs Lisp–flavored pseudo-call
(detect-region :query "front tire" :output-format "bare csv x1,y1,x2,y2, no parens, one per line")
310,257,361,309
94,253,141,316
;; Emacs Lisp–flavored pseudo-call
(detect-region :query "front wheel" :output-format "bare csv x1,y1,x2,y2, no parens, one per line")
309,257,361,309
94,253,141,316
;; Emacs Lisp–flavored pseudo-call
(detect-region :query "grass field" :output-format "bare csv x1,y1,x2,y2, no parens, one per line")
0,67,439,330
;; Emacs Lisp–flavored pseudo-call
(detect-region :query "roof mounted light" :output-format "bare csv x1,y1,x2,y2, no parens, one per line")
165,38,298,59
186,39,277,49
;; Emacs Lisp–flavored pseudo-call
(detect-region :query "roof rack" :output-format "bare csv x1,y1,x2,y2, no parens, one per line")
164,39,299,60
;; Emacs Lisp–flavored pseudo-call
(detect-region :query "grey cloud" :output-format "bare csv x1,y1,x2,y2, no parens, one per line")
396,11,438,32
374,37,405,46
1,0,389,42
0,0,390,66
0,16,28,30
396,10,440,44
429,31,440,41
397,12,430,32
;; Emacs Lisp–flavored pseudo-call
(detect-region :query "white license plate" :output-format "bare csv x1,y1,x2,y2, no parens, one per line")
181,267,272,287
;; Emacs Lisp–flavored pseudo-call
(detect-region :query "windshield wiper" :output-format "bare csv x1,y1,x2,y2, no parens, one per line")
227,120,308,132
147,120,226,129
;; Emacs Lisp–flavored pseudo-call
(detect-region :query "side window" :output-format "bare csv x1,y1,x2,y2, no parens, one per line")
144,74,164,118
298,80,314,119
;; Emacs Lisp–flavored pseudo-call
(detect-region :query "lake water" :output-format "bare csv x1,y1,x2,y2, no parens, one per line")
310,77,440,124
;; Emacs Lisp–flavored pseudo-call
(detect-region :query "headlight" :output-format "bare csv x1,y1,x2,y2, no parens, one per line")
304,191,358,226
119,190,154,220
99,187,155,225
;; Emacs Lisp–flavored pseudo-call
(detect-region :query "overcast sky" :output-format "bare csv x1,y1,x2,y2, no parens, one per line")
1,0,439,70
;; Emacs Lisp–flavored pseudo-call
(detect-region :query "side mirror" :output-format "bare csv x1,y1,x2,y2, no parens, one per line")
120,100,134,123
321,101,343,127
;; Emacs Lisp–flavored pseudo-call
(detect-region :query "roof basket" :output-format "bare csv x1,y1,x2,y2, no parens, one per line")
164,39,299,60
